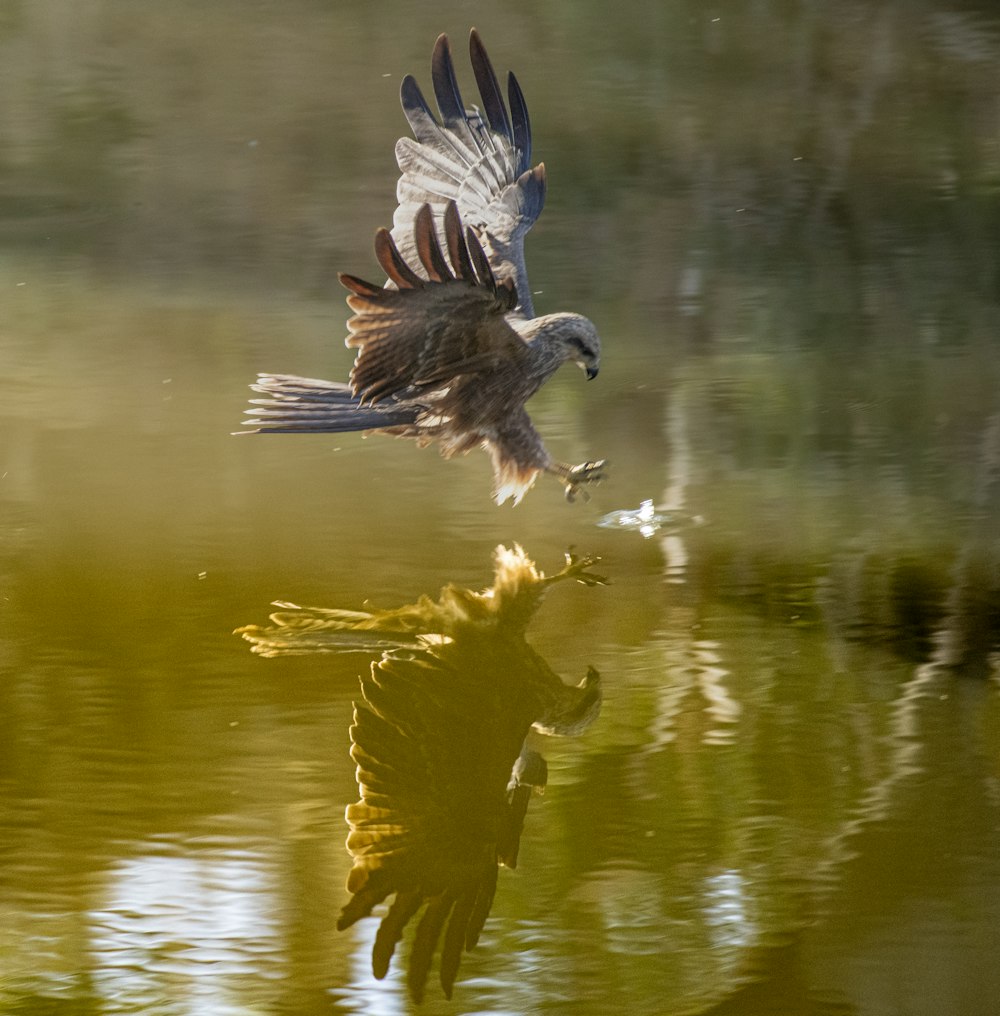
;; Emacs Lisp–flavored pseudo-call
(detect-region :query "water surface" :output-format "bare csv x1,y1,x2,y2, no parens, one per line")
2,3,1000,1014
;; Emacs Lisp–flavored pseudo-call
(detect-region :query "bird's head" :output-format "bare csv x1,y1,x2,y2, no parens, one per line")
515,311,603,382
560,315,602,380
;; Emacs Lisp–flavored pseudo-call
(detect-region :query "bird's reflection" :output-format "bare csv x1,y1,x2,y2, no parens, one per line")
236,545,605,1001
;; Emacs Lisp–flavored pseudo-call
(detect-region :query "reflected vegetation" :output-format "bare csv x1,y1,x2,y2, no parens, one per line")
237,545,605,1002
643,367,1000,679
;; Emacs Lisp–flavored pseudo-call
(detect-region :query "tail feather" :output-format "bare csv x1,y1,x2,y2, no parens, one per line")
235,374,417,434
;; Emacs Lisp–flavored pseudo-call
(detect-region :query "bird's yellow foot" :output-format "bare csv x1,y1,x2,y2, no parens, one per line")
563,459,607,503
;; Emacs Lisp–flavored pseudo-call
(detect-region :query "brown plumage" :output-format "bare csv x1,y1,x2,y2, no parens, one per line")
238,30,606,504
235,544,606,1001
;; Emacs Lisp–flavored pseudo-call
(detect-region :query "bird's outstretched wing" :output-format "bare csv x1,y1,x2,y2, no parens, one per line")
392,30,546,316
338,643,540,1003
340,200,526,408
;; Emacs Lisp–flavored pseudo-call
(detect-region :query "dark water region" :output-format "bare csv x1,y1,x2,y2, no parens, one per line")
2,2,1000,1014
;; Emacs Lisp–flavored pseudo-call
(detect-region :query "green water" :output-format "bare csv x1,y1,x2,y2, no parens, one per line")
2,3,1000,1014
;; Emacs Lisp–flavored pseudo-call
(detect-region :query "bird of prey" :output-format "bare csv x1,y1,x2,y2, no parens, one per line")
238,30,606,504
235,544,605,1001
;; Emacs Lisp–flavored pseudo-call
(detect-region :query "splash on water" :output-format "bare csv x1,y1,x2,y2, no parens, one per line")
596,499,702,539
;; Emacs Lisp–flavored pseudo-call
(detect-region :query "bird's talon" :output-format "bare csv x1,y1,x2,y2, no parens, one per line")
563,459,607,501
550,548,607,587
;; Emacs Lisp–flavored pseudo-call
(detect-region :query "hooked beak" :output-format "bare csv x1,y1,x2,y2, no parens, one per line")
586,365,599,381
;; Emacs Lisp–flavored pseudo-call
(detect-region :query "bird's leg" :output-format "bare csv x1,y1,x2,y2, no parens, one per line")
550,459,608,502
539,549,607,589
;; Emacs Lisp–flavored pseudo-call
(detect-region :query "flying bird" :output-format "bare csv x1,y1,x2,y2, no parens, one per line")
238,30,606,504
235,544,606,1000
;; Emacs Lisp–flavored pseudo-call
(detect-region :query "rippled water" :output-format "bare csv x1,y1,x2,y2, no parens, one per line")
3,3,1000,1014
